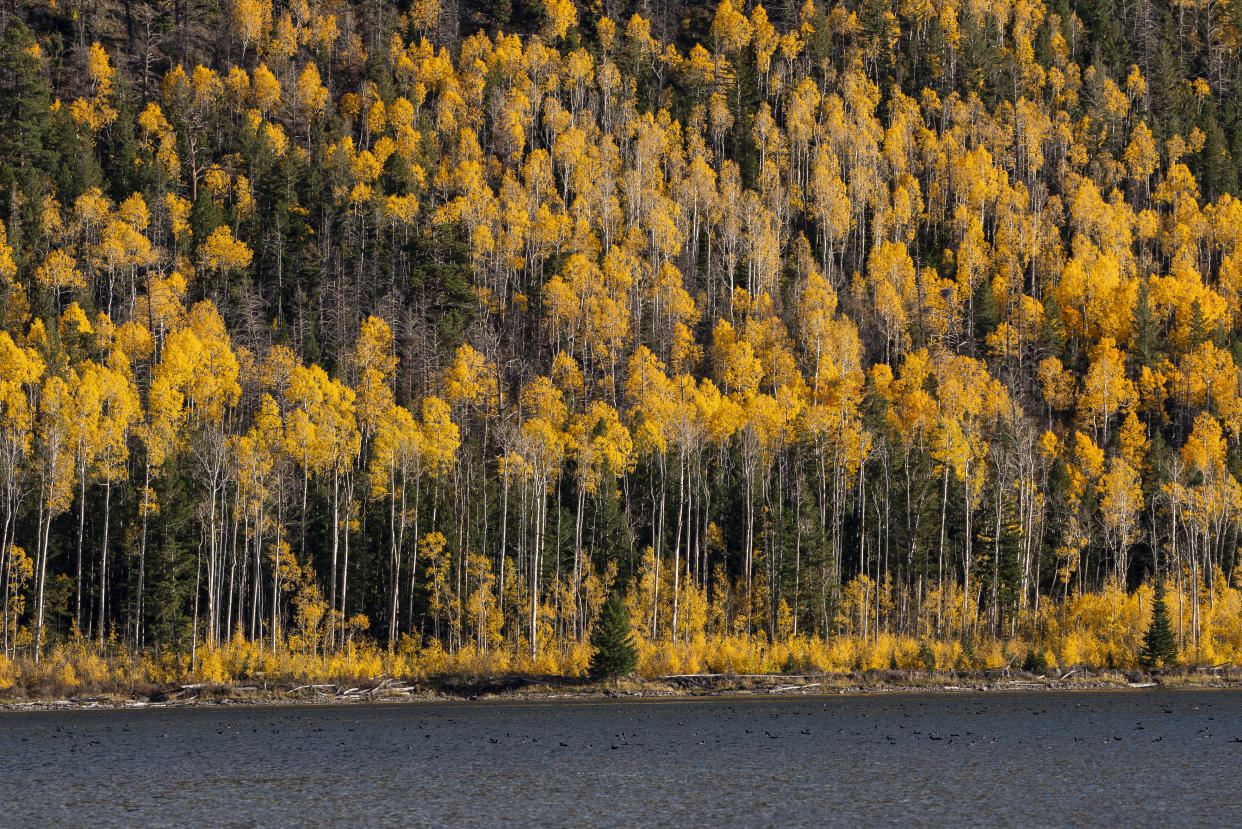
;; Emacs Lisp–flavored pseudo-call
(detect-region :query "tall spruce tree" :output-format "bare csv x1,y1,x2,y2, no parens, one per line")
588,593,639,680
1140,577,1178,669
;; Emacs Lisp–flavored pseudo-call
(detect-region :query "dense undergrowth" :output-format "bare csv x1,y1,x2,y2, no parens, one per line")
3,574,1241,699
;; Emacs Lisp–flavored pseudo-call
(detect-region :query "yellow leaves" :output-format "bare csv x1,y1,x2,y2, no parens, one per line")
135,271,188,336
712,0,752,55
542,0,577,40
0,222,13,284
34,250,86,294
367,403,419,498
232,0,273,48
25,318,48,353
157,301,242,430
107,318,150,364
625,346,675,453
934,350,1010,427
200,225,253,272
259,119,290,157
191,64,224,107
70,358,142,481
284,363,359,475
68,98,117,134
250,63,281,114
1078,337,1136,440
545,252,631,362
369,395,457,495
36,374,77,515
1171,340,1236,414
349,316,397,434
410,0,441,32
883,349,938,446
39,197,64,246
495,91,528,164
442,343,498,411
1039,430,1060,461
366,98,387,135
521,375,567,429
0,332,44,464
1038,355,1078,412
1097,457,1142,535
569,400,634,493
1124,122,1159,181
165,195,193,243
922,350,1012,484
654,260,697,332
808,145,850,251
268,12,299,62
550,351,584,399
203,167,230,200
305,11,340,54
742,389,797,461
1182,412,1227,481
226,66,251,107
327,135,393,205
986,293,1043,362
235,175,255,221
295,62,329,119
1147,267,1229,354
350,316,398,382
1118,411,1148,469
95,215,154,276
58,302,92,338
670,322,700,372
118,193,150,230
696,376,741,446
5,544,33,587
711,319,761,398
137,102,171,138
69,43,119,135
422,530,452,621
74,188,112,231
1073,431,1105,481
867,240,916,352
750,3,778,76
516,413,565,479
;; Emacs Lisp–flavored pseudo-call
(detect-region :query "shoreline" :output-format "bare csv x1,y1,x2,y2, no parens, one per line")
4,669,1240,712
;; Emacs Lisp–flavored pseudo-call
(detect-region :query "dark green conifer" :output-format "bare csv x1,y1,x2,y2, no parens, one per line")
588,593,638,681
1139,577,1178,669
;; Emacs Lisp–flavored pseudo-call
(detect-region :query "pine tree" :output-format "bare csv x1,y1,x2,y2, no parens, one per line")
588,592,638,680
1139,577,1178,669
1131,280,1161,368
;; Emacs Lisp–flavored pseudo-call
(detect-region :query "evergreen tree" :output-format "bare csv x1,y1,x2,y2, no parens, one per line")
1139,577,1178,669
588,593,639,680
1131,280,1162,368
0,18,51,195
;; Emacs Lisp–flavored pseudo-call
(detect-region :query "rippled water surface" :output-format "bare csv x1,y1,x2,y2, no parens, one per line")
2,689,1241,827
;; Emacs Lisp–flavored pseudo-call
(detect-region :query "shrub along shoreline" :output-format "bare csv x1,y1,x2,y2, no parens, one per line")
1,639,1237,709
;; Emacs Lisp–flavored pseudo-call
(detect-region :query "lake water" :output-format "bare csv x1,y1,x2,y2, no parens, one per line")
2,689,1240,827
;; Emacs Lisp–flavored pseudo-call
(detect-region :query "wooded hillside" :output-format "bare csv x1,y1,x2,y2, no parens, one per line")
1,0,1242,680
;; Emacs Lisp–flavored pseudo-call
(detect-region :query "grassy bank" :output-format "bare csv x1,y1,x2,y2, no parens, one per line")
3,660,1240,710
3,625,1238,709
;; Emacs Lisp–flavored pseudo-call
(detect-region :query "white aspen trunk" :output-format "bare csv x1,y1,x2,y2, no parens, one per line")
97,481,112,647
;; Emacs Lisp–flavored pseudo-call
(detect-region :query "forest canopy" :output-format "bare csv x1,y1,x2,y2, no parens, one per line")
2,0,1242,683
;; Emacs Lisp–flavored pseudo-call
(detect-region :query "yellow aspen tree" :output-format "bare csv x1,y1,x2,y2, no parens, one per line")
33,376,75,663
1079,337,1137,444
0,334,43,655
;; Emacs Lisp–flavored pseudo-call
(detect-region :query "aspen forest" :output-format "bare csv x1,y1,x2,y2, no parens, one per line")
3,0,1242,691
